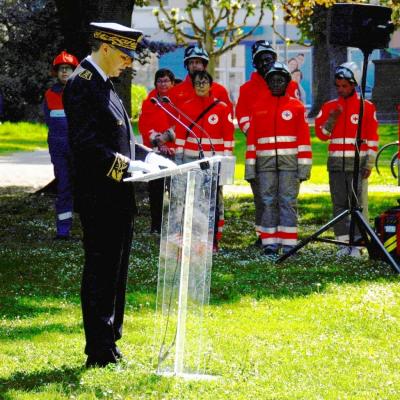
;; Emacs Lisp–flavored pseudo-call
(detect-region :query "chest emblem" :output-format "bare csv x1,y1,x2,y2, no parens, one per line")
208,114,219,125
282,110,293,120
350,114,359,124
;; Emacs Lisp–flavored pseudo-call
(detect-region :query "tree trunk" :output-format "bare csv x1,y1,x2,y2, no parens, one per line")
55,0,135,115
308,6,347,117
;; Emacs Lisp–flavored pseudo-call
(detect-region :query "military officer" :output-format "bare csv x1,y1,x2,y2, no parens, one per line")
63,22,174,368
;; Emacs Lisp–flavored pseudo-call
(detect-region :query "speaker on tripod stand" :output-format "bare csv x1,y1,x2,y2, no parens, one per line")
277,3,400,273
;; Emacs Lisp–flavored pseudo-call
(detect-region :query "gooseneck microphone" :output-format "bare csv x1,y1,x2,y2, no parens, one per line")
160,96,216,156
150,96,207,163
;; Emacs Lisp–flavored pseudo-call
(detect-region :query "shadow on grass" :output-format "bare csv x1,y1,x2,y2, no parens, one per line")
0,322,81,341
0,296,62,319
0,366,83,399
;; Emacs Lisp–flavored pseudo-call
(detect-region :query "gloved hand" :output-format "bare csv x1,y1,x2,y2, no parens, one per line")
128,160,159,174
145,151,176,169
158,144,175,158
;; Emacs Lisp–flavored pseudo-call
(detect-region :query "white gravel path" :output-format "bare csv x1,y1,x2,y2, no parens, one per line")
0,150,53,189
1,150,399,195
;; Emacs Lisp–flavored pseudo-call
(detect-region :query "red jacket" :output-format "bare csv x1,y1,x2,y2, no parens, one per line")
169,75,233,115
245,92,312,180
236,72,301,134
315,91,378,171
175,94,234,160
138,88,175,149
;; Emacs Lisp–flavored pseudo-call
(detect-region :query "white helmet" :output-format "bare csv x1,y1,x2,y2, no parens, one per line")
335,61,361,85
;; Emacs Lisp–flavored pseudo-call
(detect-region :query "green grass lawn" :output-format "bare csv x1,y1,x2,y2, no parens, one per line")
1,188,400,399
0,122,48,155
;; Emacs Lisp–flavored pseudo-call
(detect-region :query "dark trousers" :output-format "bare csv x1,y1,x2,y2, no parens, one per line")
148,178,165,233
79,206,134,356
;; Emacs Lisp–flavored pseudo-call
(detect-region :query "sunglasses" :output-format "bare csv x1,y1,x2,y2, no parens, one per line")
334,66,354,80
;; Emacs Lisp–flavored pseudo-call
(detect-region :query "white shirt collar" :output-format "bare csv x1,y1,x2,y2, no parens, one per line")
86,55,108,81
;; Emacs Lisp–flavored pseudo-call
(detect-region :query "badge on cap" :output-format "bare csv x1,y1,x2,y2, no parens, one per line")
90,22,143,58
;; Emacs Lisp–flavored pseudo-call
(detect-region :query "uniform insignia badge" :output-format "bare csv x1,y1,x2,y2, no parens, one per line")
350,114,359,124
282,110,293,120
79,70,93,80
107,153,130,182
208,114,219,125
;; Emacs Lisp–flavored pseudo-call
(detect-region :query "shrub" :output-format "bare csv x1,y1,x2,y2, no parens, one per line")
131,84,148,122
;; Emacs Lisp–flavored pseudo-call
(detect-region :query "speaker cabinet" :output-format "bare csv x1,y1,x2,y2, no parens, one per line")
328,3,393,49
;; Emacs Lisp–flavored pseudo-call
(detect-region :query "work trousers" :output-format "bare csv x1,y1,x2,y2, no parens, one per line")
148,178,165,233
48,136,73,236
258,170,300,250
79,206,134,356
329,171,365,239
249,179,263,236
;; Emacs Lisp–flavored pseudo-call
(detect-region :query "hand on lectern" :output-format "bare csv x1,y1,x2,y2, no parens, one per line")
145,152,176,169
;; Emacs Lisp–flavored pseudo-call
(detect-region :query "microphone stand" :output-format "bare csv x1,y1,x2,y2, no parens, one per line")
160,96,216,156
150,97,209,169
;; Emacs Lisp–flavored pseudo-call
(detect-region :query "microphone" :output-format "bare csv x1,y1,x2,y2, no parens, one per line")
160,96,216,156
150,97,209,168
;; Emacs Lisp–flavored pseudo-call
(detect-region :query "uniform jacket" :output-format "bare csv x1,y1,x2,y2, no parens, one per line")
175,94,234,160
245,92,312,180
315,91,378,172
236,72,301,134
43,83,68,139
138,88,175,149
63,59,150,212
169,75,233,115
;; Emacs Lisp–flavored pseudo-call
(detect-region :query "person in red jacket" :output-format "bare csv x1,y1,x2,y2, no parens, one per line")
175,70,234,252
245,62,312,258
236,41,302,247
315,62,379,258
138,68,176,233
43,50,79,239
169,45,233,114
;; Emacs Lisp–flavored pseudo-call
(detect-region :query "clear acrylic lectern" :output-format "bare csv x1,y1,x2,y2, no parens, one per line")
125,156,230,379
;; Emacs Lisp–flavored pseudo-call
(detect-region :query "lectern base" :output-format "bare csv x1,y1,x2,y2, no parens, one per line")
156,371,219,381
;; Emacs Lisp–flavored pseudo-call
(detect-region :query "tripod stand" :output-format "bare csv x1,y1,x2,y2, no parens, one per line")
278,48,400,274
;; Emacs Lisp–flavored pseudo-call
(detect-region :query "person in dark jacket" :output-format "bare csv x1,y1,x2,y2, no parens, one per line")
43,51,79,239
63,22,174,368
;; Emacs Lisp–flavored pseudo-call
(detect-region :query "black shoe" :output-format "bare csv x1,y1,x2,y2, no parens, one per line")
85,350,118,368
263,247,279,261
53,234,70,241
113,346,123,360
253,237,263,248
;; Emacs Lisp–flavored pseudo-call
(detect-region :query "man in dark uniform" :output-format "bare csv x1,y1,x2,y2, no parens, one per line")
63,22,174,368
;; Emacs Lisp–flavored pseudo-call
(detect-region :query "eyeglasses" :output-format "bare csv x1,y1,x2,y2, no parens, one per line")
58,66,73,73
194,80,210,87
156,78,172,84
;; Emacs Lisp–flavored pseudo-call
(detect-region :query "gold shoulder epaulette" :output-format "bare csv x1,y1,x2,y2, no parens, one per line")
79,70,92,80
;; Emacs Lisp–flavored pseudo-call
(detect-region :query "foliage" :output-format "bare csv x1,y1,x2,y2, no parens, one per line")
131,84,148,121
272,0,400,45
146,0,274,73
1,187,400,398
0,0,63,122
